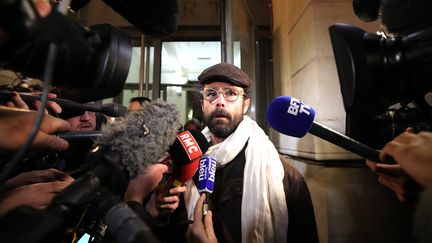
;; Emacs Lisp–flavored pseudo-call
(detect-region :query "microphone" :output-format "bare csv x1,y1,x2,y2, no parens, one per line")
155,130,209,225
36,100,180,241
96,100,180,179
52,99,180,198
0,91,127,118
169,130,210,186
266,96,394,164
197,156,217,217
102,0,178,37
57,131,102,142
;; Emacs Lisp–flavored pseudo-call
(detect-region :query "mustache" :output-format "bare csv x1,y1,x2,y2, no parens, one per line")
78,122,93,127
210,109,231,119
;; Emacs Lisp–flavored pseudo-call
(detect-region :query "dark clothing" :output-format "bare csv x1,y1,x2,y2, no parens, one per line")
209,143,247,243
207,143,319,243
280,155,319,243
148,144,319,243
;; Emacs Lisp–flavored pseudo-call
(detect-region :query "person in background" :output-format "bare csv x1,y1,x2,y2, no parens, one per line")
128,96,151,112
66,111,97,132
183,118,203,132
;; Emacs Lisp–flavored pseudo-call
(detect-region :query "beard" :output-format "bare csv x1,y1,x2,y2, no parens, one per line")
204,108,243,139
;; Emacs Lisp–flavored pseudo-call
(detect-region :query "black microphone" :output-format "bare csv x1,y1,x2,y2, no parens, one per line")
102,0,178,37
57,131,103,142
267,96,395,164
0,91,127,117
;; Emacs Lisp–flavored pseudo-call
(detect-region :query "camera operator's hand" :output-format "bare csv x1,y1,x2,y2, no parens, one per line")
0,169,74,216
0,106,70,151
379,130,432,188
186,194,217,243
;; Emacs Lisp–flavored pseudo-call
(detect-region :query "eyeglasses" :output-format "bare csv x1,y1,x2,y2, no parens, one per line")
201,87,245,103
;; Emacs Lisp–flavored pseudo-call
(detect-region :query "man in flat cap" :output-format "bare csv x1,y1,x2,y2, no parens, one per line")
185,63,318,243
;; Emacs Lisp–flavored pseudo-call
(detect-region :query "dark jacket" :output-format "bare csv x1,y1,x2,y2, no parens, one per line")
143,144,319,243
207,143,318,243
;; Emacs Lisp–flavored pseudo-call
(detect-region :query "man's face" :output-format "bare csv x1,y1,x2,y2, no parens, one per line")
202,81,250,139
67,111,96,131
128,101,142,112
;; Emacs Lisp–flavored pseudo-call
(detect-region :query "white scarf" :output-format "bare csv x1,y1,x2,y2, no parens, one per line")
184,116,288,243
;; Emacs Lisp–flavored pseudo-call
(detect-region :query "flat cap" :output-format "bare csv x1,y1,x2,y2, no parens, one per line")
198,63,251,88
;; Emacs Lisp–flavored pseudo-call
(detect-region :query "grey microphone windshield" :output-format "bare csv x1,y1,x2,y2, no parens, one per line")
96,100,180,178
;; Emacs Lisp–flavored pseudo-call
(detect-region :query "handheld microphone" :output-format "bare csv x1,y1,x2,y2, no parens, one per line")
57,131,102,142
197,156,217,217
267,96,394,164
96,100,180,179
169,130,210,186
155,130,209,225
41,100,180,238
53,100,180,198
0,91,127,117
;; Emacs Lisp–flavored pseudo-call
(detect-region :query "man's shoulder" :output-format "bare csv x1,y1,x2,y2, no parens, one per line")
279,155,302,175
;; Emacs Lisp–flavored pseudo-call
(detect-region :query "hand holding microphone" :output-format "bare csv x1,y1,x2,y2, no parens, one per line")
149,130,209,222
267,96,395,164
187,193,217,243
185,156,218,243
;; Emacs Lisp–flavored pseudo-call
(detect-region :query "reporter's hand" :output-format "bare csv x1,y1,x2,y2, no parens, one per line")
31,92,63,114
380,130,432,188
366,160,422,202
124,163,170,204
4,168,72,189
4,92,29,110
33,0,51,17
0,107,71,151
0,175,74,216
146,184,187,218
186,194,217,243
5,92,63,115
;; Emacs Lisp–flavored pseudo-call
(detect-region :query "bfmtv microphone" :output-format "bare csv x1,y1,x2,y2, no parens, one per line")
267,96,394,164
197,156,217,217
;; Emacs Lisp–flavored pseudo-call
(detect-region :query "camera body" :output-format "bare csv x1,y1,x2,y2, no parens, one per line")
329,1,432,148
0,0,132,102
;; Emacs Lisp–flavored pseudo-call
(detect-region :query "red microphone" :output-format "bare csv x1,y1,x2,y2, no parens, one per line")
169,130,209,186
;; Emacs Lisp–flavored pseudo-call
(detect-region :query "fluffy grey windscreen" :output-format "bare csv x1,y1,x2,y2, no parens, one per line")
96,100,180,178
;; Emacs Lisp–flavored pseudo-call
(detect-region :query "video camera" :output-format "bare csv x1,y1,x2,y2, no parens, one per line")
329,0,432,149
0,0,132,103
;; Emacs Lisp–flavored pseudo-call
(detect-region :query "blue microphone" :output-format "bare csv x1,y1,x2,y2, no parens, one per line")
267,96,394,164
197,156,217,217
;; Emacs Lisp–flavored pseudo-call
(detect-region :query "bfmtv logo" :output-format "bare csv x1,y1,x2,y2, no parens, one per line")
286,97,312,117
